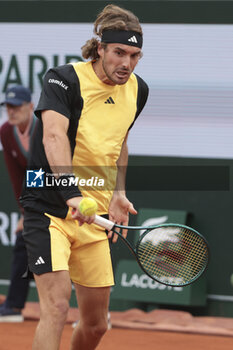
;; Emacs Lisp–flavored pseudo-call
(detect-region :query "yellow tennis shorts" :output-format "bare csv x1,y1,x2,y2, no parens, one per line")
23,209,114,287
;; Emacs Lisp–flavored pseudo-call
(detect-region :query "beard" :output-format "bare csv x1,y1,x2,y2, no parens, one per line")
102,60,131,85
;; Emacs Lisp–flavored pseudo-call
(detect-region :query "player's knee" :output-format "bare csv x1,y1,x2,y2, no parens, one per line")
46,298,70,323
89,321,108,340
55,299,69,316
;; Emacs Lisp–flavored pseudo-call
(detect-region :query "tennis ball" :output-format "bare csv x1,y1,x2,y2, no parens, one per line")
79,197,98,216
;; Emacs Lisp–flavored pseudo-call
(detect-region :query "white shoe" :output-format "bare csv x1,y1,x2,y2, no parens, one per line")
0,305,24,323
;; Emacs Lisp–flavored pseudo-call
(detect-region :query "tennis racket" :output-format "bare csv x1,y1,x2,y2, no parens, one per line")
94,215,209,287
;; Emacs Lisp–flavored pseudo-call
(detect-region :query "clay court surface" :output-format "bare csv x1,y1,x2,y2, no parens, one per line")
0,297,233,350
0,322,233,350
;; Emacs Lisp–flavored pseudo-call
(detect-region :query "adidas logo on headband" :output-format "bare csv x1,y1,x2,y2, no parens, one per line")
128,36,138,44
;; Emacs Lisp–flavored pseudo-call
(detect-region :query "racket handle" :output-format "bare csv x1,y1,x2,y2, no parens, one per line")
94,215,115,231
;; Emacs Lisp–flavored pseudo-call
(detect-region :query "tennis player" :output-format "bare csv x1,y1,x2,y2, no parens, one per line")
21,4,148,350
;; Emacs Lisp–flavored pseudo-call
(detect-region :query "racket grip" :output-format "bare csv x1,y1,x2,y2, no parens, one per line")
94,215,115,231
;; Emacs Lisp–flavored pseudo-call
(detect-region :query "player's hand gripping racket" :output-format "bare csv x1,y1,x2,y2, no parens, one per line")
76,198,209,287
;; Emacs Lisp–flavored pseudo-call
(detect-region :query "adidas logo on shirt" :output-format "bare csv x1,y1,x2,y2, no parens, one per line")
35,256,45,265
128,36,138,43
104,97,115,104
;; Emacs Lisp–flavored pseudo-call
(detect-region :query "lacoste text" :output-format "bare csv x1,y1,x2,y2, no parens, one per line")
121,273,183,291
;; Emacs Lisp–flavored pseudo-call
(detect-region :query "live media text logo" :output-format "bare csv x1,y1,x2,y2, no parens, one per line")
26,169,105,188
26,169,45,188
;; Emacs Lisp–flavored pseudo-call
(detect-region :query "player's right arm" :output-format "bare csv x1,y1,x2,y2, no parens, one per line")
42,109,94,225
36,64,94,225
42,110,95,225
42,110,72,174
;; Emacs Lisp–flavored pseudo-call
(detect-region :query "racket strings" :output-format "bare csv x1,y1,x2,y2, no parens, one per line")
137,226,208,285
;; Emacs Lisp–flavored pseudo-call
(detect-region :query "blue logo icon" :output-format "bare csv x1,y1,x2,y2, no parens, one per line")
26,168,45,188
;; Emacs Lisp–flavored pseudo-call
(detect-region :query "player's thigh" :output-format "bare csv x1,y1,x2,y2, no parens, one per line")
34,271,72,313
23,209,71,275
74,284,111,325
69,227,114,287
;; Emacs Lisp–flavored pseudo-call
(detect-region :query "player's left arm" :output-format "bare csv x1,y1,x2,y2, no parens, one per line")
108,132,137,242
108,76,149,241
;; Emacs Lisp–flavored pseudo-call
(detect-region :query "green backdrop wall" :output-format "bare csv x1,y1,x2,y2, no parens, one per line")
1,152,233,316
1,1,233,24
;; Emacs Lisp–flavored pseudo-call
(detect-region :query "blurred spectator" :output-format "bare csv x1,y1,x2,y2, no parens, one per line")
0,85,36,322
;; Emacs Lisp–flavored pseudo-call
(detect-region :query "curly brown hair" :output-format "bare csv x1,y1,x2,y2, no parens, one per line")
82,4,143,60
